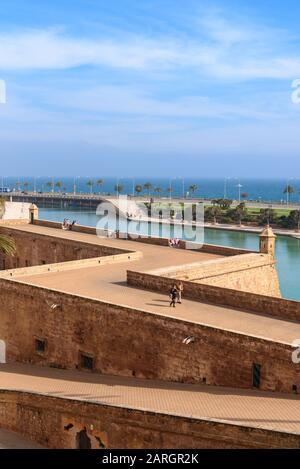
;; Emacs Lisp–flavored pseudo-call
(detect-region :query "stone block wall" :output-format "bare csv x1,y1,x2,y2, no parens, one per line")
149,253,281,297
0,226,131,270
0,279,299,393
127,270,300,322
0,391,299,449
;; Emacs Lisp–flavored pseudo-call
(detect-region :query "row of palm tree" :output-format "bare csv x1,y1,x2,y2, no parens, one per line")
133,183,198,197
16,179,198,197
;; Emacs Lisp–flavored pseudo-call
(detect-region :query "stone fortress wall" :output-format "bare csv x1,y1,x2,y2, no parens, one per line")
0,225,136,271
0,214,299,449
1,390,299,449
0,278,298,393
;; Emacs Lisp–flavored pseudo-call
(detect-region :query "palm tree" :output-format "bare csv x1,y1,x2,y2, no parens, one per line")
189,184,198,196
23,181,29,192
55,181,62,192
284,184,294,204
96,179,104,193
154,187,161,196
46,181,53,192
0,198,16,255
86,180,93,194
167,186,173,199
205,206,222,225
0,235,16,256
144,182,152,197
115,183,123,196
234,202,246,227
135,184,142,196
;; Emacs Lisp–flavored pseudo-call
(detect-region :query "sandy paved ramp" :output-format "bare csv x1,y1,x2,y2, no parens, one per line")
1,363,300,435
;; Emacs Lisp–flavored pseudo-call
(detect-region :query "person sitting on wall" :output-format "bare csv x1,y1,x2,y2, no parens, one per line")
62,218,69,230
69,220,77,231
169,238,180,248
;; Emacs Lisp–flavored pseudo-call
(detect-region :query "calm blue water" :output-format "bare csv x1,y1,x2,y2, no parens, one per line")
2,177,300,203
39,207,300,302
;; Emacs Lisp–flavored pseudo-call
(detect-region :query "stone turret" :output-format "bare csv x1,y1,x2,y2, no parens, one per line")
259,225,276,257
29,204,39,224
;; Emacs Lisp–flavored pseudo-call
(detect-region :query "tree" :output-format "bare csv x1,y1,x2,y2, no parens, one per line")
287,210,300,231
167,186,173,199
219,199,233,210
154,187,161,195
135,184,142,195
258,208,275,226
143,182,152,196
284,184,294,204
115,183,123,195
189,184,198,195
55,181,62,192
86,180,93,194
241,192,248,200
205,206,222,225
0,235,16,256
233,202,247,226
212,198,232,209
0,198,16,255
96,179,104,193
23,181,29,191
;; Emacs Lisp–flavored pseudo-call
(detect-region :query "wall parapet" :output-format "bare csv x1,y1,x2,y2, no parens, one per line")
0,250,142,279
34,219,255,256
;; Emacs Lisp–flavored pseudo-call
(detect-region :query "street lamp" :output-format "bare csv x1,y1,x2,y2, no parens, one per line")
224,177,231,199
236,181,243,203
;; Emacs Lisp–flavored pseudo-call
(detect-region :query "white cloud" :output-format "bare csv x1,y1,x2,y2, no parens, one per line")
0,29,213,71
0,16,299,81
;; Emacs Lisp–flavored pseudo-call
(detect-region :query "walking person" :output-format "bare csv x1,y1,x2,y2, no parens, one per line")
169,284,177,308
176,281,184,304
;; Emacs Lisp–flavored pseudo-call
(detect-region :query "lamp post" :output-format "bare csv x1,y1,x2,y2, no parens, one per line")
236,181,243,203
224,177,231,199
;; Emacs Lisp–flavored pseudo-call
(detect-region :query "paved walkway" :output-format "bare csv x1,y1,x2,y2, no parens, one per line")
0,363,300,435
8,224,300,345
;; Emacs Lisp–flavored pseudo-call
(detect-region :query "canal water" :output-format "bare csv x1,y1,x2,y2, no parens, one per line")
39,208,300,302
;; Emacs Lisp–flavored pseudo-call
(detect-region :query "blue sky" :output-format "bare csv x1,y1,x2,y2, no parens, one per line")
0,0,300,176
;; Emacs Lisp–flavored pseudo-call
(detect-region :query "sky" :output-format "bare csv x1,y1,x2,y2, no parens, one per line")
0,0,300,177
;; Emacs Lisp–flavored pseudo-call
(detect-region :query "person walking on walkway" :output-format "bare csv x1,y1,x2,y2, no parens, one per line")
169,284,177,308
176,281,184,304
